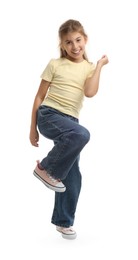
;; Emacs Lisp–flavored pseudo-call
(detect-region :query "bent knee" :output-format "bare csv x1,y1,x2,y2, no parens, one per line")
73,126,90,145
80,127,90,144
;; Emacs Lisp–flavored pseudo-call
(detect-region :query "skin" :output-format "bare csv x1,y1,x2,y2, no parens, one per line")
29,31,109,147
61,31,87,63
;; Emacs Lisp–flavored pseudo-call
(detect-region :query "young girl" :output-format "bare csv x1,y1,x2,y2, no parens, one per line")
29,19,109,239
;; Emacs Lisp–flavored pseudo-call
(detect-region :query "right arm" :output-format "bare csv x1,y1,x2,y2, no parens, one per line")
29,79,50,147
84,55,109,97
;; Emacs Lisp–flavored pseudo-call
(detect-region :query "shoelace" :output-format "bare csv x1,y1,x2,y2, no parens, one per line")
46,173,58,183
36,160,60,183
63,227,75,232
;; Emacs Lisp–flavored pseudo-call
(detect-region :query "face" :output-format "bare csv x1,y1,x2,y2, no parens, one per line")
61,31,87,62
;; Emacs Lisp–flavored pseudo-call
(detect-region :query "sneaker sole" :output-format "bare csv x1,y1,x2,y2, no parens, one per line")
57,229,77,240
33,171,66,193
61,233,77,240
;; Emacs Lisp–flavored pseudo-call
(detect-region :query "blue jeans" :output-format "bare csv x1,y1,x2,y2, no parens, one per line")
37,105,90,227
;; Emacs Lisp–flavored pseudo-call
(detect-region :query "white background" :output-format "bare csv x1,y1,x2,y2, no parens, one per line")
0,0,138,259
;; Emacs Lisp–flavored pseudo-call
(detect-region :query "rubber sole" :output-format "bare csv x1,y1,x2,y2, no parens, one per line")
33,171,66,192
56,228,77,240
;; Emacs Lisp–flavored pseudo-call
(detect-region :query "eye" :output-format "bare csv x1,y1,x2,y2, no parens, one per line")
66,41,71,45
76,38,81,42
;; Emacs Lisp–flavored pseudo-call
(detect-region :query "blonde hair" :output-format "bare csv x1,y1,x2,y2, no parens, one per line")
58,19,88,61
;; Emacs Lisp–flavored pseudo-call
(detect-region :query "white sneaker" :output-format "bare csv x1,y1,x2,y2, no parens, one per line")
56,226,77,239
33,162,66,192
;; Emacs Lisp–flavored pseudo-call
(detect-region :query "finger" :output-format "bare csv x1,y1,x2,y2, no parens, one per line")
33,142,39,147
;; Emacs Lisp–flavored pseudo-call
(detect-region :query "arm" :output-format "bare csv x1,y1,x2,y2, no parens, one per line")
29,79,50,147
84,55,109,97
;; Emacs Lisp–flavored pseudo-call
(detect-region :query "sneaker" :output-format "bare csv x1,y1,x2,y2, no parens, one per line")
33,163,66,193
56,226,77,240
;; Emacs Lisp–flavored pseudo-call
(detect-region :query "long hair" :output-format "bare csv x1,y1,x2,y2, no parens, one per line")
58,19,88,61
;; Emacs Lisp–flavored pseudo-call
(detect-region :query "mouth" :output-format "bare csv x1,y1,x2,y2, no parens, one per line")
72,49,81,55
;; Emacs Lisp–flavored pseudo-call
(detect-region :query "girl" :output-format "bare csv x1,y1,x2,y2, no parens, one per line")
29,19,109,239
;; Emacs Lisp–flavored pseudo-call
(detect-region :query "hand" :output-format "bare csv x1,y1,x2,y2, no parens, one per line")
97,55,109,66
29,128,39,147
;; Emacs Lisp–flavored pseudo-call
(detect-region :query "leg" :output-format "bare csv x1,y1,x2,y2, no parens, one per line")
51,156,81,227
37,106,90,180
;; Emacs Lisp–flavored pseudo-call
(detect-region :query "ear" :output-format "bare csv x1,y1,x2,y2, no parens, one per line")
61,45,65,52
59,41,64,50
84,36,88,44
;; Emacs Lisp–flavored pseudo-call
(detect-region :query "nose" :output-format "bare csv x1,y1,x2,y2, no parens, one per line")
72,41,77,49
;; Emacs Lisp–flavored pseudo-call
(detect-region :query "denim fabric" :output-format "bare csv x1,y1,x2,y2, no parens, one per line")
37,105,90,227
51,156,82,227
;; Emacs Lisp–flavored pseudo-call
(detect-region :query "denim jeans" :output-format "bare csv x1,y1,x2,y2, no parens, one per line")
37,105,90,227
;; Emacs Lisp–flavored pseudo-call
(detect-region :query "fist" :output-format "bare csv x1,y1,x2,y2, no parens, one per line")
98,55,109,66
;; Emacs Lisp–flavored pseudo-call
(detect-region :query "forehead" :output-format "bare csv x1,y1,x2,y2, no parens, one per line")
62,31,83,41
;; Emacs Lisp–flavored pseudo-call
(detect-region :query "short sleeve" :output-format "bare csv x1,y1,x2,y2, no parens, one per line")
40,59,55,82
87,62,96,78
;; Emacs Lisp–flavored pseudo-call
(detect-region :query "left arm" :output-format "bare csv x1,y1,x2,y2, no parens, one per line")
84,55,109,97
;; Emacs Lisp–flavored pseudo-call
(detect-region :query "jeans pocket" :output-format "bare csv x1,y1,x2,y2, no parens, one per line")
37,106,48,125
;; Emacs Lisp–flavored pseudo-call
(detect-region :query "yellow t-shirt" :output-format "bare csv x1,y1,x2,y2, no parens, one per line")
41,58,95,118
